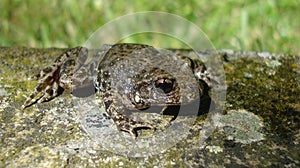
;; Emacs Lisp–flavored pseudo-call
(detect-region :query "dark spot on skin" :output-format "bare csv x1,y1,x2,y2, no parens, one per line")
102,113,111,119
104,100,113,110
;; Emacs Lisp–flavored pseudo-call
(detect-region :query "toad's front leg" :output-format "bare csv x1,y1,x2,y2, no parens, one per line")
102,92,155,137
22,47,88,109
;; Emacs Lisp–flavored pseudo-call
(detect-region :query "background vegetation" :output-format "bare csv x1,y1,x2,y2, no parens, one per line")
0,0,299,55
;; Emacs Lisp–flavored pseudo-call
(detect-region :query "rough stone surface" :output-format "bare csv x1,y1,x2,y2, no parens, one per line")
0,47,299,167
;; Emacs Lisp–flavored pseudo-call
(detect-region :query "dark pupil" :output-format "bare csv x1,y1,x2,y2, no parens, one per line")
155,79,174,93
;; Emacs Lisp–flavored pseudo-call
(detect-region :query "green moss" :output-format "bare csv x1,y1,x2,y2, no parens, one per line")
225,56,300,138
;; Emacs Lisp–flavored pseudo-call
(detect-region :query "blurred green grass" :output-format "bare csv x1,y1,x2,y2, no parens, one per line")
0,0,299,54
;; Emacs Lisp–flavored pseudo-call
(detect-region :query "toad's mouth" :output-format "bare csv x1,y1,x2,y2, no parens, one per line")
125,95,212,117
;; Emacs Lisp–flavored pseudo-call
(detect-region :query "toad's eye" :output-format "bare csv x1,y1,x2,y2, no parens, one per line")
155,78,174,94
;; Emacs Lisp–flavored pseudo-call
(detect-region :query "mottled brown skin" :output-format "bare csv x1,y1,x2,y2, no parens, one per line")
23,43,211,137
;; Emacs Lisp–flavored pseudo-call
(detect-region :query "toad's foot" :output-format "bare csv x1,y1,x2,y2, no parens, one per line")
22,47,86,109
118,119,155,137
103,94,155,137
22,66,63,109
